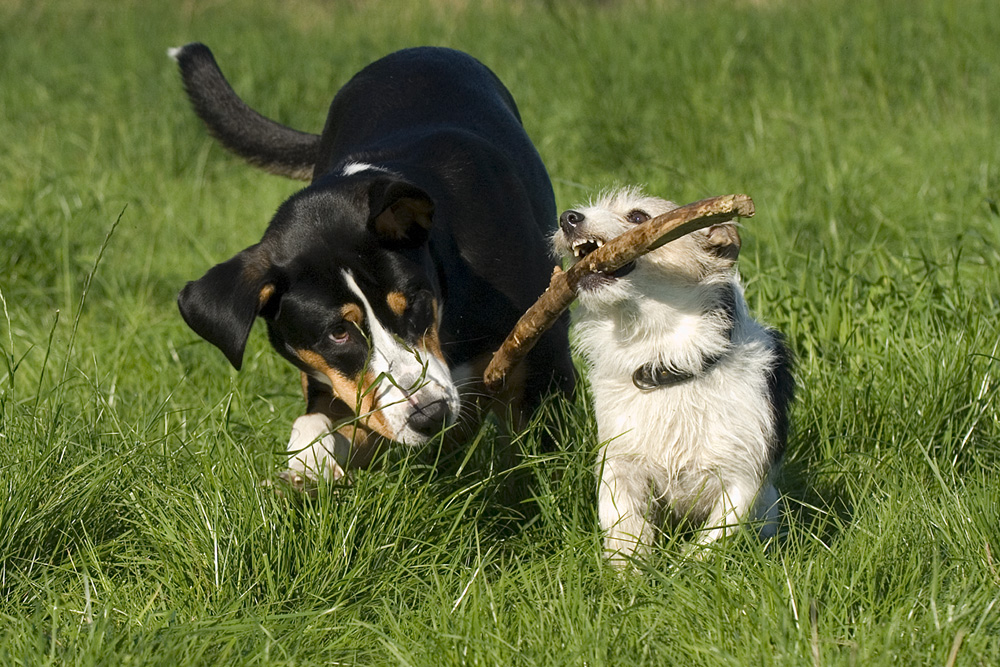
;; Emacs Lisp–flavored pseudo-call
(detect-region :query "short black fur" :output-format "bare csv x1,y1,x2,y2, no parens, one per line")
172,43,575,448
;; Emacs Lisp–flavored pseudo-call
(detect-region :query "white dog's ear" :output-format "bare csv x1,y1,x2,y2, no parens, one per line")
704,224,741,263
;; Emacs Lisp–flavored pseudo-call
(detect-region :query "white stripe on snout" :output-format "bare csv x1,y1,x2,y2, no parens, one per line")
343,271,417,386
342,271,458,443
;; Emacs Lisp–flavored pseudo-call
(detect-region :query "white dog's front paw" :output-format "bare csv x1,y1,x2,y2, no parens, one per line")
598,458,657,567
603,531,649,568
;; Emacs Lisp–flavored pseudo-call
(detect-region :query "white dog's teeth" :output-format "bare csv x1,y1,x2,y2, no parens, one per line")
570,237,605,260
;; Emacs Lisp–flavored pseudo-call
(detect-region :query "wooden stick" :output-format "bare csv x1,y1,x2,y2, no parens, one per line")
483,194,755,392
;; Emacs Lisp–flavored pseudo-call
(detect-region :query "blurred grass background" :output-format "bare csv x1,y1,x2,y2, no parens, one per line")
1,0,999,664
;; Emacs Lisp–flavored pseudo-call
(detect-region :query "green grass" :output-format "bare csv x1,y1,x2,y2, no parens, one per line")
2,0,999,663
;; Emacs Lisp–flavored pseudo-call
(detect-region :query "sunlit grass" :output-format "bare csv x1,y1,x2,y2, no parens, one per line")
1,0,999,664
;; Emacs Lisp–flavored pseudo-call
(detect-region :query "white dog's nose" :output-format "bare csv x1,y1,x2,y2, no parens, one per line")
559,209,584,232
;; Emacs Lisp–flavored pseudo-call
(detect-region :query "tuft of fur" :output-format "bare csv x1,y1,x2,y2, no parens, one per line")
553,187,794,563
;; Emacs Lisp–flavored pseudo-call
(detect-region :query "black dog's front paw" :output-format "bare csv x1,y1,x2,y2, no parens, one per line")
263,469,319,499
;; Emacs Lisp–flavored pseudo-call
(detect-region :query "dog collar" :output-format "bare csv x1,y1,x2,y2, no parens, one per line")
632,352,726,390
631,286,737,392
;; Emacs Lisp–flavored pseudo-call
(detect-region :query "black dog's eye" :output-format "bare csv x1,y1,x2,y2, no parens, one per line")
329,323,351,344
626,209,650,224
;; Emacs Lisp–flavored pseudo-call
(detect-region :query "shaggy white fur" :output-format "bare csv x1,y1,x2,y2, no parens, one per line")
553,187,793,562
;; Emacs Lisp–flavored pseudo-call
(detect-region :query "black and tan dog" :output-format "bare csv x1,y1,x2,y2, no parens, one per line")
170,44,574,482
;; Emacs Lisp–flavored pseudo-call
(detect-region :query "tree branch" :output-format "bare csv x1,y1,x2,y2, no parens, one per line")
483,194,755,392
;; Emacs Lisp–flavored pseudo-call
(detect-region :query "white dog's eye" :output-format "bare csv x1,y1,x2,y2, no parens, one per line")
626,209,650,224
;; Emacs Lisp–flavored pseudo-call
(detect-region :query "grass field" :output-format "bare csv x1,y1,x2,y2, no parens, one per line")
2,0,999,664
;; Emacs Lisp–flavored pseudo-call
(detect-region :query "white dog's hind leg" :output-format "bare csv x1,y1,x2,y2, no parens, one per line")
753,482,782,540
598,456,658,564
283,413,350,484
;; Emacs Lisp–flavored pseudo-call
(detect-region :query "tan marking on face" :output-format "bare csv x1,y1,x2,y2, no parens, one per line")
362,390,393,439
295,349,397,439
303,384,382,458
258,284,275,309
297,349,363,406
417,298,445,363
340,303,363,326
419,325,445,363
300,371,310,401
386,291,407,317
335,421,383,466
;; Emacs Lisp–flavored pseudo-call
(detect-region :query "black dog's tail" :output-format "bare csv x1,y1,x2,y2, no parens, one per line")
168,42,320,181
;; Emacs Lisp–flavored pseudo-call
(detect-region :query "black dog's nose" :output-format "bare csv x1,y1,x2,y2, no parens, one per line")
406,399,452,437
559,209,584,232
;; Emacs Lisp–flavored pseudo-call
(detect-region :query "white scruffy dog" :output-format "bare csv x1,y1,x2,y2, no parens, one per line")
553,188,794,562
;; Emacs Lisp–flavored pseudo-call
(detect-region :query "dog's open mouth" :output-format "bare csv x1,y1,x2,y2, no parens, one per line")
571,238,603,260
570,237,636,287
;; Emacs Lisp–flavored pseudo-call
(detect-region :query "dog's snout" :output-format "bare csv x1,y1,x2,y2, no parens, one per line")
559,209,584,233
406,399,452,437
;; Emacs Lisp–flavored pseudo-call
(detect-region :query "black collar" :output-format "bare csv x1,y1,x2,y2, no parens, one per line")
631,286,737,392
632,351,727,390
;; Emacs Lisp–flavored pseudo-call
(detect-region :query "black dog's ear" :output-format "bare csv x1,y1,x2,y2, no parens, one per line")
704,224,741,264
368,179,434,247
177,245,280,370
